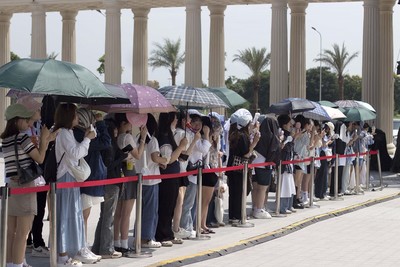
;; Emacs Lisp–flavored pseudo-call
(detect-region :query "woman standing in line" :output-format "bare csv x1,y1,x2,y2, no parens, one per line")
2,103,56,267
54,103,97,266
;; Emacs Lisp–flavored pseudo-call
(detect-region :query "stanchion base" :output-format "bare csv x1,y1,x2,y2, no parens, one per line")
329,197,344,201
193,234,211,240
271,213,287,218
234,221,255,228
306,204,320,208
127,251,153,258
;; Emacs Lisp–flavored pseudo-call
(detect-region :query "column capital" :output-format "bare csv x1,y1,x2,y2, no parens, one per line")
30,3,45,14
272,0,287,8
60,10,78,21
363,0,379,7
288,1,308,13
208,5,226,15
379,0,396,11
132,8,150,18
0,12,12,22
185,0,202,10
103,0,121,10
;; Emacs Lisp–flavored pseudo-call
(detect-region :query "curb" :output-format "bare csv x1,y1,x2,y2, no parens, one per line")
149,192,400,267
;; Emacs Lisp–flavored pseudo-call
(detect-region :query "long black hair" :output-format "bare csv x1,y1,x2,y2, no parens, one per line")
145,113,158,144
158,112,178,150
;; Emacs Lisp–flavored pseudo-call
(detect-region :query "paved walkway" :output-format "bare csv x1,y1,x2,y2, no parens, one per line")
23,174,400,267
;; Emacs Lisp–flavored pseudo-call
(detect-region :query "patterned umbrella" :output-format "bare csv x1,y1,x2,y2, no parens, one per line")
321,106,347,120
301,101,331,121
335,100,376,112
158,85,229,109
89,83,176,114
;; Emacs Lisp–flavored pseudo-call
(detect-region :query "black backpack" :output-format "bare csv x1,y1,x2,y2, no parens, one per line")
43,142,64,183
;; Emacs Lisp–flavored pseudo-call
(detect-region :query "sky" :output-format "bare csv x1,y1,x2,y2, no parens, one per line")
8,2,400,87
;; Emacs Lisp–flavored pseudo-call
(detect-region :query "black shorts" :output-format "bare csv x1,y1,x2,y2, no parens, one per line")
179,176,189,187
253,168,273,186
202,172,219,187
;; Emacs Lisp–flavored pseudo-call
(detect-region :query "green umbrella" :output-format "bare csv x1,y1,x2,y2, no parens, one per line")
207,87,248,108
318,100,338,108
0,58,129,104
342,106,376,122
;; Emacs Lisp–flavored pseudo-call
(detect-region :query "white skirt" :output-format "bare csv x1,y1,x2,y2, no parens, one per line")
81,193,104,210
280,172,296,198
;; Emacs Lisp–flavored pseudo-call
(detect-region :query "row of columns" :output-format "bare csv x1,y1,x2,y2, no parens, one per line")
0,0,397,140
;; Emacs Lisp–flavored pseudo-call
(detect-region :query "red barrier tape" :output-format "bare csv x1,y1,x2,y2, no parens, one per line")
8,150,379,195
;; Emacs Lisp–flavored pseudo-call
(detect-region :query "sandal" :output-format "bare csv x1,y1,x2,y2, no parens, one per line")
171,238,183,244
161,241,173,247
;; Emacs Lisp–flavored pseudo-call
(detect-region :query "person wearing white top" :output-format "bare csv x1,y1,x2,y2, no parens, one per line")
54,103,97,266
180,113,211,236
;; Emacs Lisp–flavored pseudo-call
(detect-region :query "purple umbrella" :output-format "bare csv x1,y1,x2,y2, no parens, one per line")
90,83,176,114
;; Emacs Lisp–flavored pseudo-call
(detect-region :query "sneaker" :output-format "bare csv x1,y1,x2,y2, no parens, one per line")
289,207,297,213
171,238,184,244
253,209,272,219
173,227,191,239
57,258,82,267
86,247,101,262
100,250,122,259
23,259,33,267
188,230,196,239
161,241,173,247
141,240,161,248
32,245,51,258
74,248,98,264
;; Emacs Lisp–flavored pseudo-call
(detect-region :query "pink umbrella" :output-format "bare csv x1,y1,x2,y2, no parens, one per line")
91,83,176,114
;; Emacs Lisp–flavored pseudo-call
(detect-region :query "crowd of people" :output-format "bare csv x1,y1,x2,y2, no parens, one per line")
2,96,380,267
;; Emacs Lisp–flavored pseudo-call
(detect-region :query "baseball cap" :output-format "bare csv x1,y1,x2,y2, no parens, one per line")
5,103,36,121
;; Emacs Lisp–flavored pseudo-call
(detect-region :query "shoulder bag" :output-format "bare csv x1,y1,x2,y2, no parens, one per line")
14,135,43,185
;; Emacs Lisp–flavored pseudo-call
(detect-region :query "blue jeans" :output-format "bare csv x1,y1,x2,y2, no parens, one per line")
92,184,120,255
180,182,197,232
141,184,159,240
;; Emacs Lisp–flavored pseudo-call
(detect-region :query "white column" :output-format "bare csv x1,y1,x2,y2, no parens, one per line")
31,4,47,59
208,5,226,88
270,0,288,105
362,0,380,116
132,8,149,85
185,0,202,87
61,10,77,63
105,2,122,84
0,12,12,133
289,1,307,99
378,0,396,143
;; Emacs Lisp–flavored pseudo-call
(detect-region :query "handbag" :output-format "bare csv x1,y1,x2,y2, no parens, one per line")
14,135,43,185
214,179,225,223
69,157,91,182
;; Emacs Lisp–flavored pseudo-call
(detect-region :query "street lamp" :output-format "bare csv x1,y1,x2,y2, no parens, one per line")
312,27,322,102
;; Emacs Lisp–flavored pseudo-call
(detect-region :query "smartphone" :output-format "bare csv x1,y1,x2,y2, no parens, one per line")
122,144,134,153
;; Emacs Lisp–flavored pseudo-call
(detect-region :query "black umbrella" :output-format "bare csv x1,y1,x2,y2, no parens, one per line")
267,98,316,115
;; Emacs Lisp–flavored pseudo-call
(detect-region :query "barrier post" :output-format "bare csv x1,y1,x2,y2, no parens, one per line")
49,183,57,267
131,173,152,257
307,157,319,208
272,161,286,218
194,166,211,239
330,154,343,201
0,186,9,267
377,151,383,191
366,150,370,191
236,160,254,227
355,152,362,194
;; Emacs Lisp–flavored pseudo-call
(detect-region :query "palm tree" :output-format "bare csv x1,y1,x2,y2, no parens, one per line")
233,47,270,112
315,43,359,100
47,52,59,59
97,54,105,75
149,38,184,86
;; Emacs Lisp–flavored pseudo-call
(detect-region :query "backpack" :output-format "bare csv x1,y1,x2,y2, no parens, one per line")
43,142,65,183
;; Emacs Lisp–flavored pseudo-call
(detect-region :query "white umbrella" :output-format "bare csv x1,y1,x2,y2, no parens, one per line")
321,106,347,120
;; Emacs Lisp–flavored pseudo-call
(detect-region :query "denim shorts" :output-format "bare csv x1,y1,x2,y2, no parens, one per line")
253,167,273,186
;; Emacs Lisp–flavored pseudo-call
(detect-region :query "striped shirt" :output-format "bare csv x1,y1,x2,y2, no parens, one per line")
2,133,36,177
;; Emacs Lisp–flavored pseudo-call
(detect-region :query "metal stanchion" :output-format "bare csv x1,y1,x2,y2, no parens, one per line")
236,160,254,227
366,150,370,191
355,152,362,194
49,183,57,267
0,186,9,267
131,173,152,257
307,157,319,208
377,151,383,191
330,154,343,201
194,166,211,239
272,161,286,218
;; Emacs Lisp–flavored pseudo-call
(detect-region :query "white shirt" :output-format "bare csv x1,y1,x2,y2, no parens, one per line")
174,128,194,173
134,136,161,186
56,128,90,179
188,138,211,184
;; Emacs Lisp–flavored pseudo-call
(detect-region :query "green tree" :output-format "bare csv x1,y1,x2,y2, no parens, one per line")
10,52,20,61
233,47,270,113
306,67,339,101
394,75,400,114
315,43,359,100
97,54,105,75
149,38,185,86
343,74,362,100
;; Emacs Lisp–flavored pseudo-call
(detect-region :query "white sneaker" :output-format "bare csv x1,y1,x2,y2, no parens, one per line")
189,230,196,239
57,258,82,267
74,248,98,264
173,228,191,239
85,247,101,261
141,240,161,248
253,209,272,219
32,245,50,258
